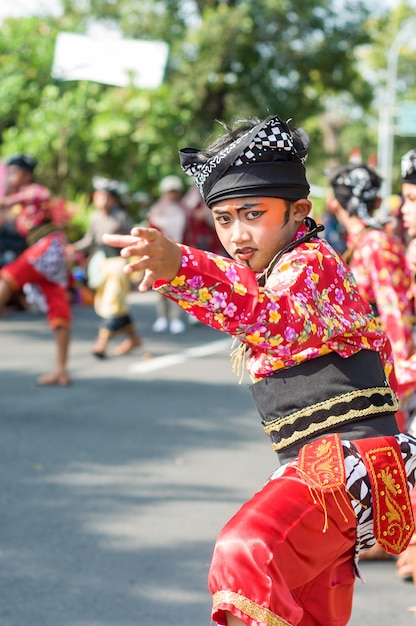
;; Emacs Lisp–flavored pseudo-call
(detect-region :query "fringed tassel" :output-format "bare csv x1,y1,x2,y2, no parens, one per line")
230,337,248,384
296,465,351,533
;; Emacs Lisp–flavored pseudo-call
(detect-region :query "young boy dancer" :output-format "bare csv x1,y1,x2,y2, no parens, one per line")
394,148,416,586
0,154,71,386
103,115,416,626
327,163,416,432
401,148,416,277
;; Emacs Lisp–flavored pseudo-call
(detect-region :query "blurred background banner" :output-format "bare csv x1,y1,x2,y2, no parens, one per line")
397,101,416,137
51,32,169,88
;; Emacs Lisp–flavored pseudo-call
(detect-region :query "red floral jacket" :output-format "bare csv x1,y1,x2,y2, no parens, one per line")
345,225,416,400
155,224,396,390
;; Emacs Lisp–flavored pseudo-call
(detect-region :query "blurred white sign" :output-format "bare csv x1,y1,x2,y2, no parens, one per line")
52,32,169,89
397,101,416,137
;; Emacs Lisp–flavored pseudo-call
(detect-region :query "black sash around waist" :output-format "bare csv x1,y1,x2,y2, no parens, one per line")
250,350,399,465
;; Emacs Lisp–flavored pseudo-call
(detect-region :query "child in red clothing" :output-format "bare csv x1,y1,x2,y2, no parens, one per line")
103,116,416,626
0,154,71,386
395,149,416,585
327,164,416,432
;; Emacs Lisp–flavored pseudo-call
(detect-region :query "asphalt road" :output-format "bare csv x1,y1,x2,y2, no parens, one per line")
1,290,416,626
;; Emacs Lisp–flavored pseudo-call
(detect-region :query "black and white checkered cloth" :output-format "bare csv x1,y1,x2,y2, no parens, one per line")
233,117,299,165
181,116,306,197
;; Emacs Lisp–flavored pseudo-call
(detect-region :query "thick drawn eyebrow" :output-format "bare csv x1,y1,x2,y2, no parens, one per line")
212,202,261,216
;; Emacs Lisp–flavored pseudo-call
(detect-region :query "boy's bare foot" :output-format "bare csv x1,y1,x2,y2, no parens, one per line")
37,372,72,386
114,336,142,356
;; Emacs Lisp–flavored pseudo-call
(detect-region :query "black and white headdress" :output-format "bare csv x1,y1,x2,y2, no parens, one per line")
327,164,382,222
401,149,416,185
179,115,310,207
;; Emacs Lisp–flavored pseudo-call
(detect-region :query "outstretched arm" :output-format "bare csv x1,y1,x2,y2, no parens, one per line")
102,226,182,292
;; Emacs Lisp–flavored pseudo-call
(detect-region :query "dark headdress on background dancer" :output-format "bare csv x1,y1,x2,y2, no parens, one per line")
402,149,416,184
327,163,382,225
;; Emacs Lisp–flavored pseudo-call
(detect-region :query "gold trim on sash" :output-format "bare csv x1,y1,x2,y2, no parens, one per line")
213,590,292,626
264,386,398,452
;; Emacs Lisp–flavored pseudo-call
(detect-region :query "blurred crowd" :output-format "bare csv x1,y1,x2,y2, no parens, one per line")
0,156,224,381
2,150,416,387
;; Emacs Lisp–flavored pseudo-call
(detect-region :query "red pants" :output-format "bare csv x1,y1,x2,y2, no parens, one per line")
209,464,356,626
1,248,71,330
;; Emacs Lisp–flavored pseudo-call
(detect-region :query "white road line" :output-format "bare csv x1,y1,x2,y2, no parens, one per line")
128,338,232,374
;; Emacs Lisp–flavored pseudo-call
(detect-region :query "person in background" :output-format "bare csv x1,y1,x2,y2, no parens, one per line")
401,149,416,301
182,185,225,254
382,193,407,243
103,114,416,626
319,199,347,254
327,164,416,430
395,148,416,585
147,175,187,334
327,163,416,561
67,177,142,358
0,154,71,386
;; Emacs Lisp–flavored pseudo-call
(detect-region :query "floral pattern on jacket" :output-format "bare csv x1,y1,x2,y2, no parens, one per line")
155,224,395,387
346,226,416,399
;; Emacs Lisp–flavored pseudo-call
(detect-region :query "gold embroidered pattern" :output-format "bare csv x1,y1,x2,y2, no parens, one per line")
361,444,414,554
298,434,346,491
264,387,398,451
297,434,352,532
213,591,292,626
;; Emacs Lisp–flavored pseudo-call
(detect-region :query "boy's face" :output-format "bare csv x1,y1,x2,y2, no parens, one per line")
401,182,416,237
211,196,311,271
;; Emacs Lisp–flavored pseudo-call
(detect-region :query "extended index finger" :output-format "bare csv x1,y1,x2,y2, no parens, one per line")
102,227,159,249
102,233,139,248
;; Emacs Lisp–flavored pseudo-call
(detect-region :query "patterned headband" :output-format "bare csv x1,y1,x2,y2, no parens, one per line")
328,165,382,222
179,115,310,207
401,149,416,184
331,166,380,200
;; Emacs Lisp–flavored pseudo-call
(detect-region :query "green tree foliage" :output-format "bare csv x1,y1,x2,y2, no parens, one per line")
0,0,381,209
0,17,59,136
